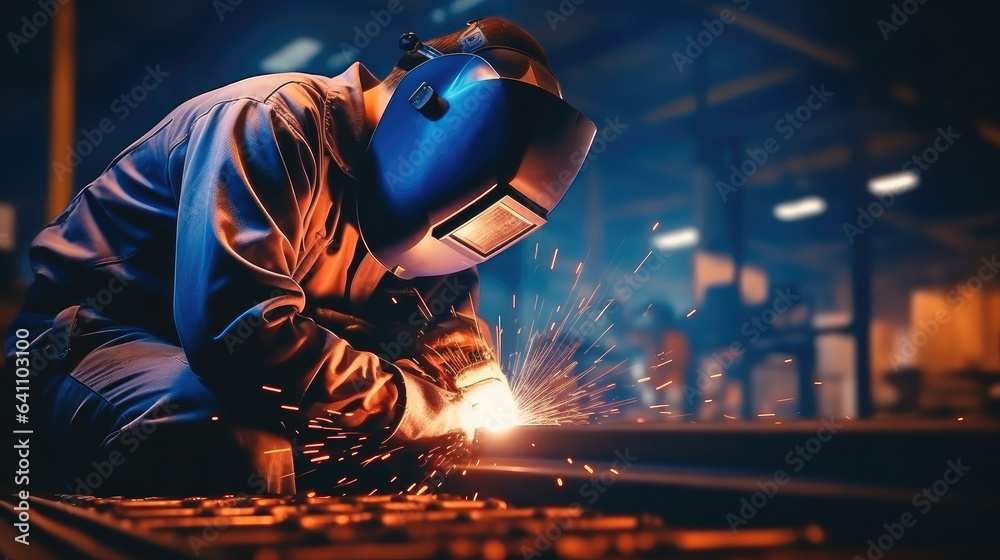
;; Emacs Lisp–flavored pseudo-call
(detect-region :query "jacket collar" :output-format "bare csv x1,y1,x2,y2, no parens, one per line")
323,62,380,180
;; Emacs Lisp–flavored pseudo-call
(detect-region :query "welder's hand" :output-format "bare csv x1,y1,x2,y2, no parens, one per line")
387,360,517,446
386,368,477,445
454,360,520,431
420,320,494,392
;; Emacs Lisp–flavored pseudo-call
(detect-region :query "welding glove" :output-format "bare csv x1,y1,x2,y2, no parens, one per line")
387,359,477,444
452,359,519,431
387,357,518,446
419,317,494,391
313,307,492,391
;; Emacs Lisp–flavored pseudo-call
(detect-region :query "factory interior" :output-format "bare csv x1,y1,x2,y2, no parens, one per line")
1,0,999,558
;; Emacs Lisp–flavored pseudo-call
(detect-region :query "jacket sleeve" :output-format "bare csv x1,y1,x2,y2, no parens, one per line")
172,99,407,435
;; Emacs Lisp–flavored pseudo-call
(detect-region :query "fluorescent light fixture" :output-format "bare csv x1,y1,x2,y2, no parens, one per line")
867,170,919,196
261,37,322,73
654,227,699,250
773,196,827,221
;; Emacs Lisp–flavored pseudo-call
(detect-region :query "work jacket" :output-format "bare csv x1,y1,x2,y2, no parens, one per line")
14,63,488,444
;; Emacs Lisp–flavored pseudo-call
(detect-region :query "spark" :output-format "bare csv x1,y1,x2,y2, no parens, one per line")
634,251,652,273
280,405,300,411
309,455,331,463
396,236,643,496
710,373,721,378
758,413,775,417
637,376,650,383
210,416,219,421
652,359,673,368
784,358,793,363
610,468,619,475
777,397,794,402
594,299,615,322
814,381,823,385
652,222,660,231
566,457,573,464
686,309,696,318
655,380,673,390
595,345,616,363
584,323,614,353
583,464,593,474
391,297,398,304
556,478,563,487
261,385,282,393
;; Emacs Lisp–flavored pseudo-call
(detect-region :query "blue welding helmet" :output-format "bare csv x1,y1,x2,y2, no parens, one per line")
357,28,597,280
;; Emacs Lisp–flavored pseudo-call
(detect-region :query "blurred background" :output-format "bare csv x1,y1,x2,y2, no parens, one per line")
2,0,999,423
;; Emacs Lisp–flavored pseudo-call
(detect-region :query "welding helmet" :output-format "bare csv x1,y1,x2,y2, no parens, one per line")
358,23,597,279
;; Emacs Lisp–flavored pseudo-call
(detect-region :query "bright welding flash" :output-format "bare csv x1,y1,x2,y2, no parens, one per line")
454,361,519,432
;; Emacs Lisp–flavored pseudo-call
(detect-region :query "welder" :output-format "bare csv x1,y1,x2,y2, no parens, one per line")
4,17,595,495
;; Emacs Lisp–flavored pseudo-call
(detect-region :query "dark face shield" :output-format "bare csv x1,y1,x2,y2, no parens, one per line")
358,50,597,280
